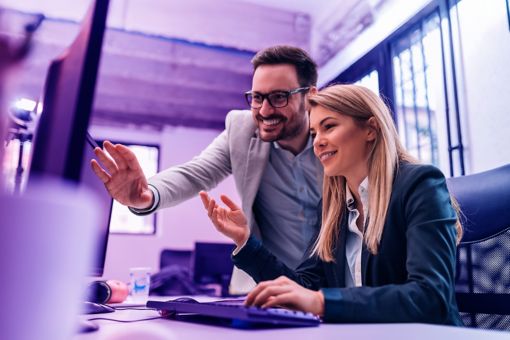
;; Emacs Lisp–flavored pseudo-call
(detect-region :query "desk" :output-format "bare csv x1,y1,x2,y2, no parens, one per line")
74,308,509,340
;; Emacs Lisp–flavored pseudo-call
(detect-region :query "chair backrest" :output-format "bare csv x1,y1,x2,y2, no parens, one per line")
155,242,235,297
159,249,193,270
193,242,235,296
447,164,510,330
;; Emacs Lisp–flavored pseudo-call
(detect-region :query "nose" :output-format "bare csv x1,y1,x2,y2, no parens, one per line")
258,97,274,116
313,132,326,149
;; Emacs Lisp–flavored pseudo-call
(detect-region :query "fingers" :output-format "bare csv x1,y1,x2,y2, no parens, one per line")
207,197,216,218
245,276,306,311
251,285,290,307
93,145,118,175
246,276,291,306
262,292,295,309
199,191,210,210
103,141,128,170
220,195,241,211
91,159,111,183
115,143,143,172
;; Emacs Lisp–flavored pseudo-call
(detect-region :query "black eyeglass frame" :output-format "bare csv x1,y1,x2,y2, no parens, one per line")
244,86,310,109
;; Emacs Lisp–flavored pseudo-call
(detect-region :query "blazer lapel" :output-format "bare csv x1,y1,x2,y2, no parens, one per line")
329,208,349,287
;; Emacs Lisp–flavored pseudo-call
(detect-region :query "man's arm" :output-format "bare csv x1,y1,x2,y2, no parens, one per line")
148,128,232,211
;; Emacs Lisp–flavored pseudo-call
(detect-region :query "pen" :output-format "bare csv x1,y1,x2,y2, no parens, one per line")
86,132,100,149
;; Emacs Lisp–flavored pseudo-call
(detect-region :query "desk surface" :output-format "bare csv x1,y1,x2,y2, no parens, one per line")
74,308,509,340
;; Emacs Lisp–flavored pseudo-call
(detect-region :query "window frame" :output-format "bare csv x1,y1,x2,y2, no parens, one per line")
329,0,465,177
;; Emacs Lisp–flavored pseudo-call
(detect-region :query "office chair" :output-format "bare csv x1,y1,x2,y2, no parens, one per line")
447,164,510,330
159,249,193,270
192,242,236,297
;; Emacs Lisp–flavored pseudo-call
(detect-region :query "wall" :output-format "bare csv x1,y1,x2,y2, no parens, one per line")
453,0,510,173
318,0,431,85
91,124,240,282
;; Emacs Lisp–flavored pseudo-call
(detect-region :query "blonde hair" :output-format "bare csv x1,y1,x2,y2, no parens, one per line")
308,84,462,261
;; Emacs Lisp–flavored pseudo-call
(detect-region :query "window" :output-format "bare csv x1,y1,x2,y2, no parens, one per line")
355,69,380,94
331,0,465,177
391,12,445,170
108,143,160,234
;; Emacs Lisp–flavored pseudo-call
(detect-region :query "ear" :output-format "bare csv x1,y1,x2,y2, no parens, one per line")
366,117,379,142
308,86,318,96
305,86,318,111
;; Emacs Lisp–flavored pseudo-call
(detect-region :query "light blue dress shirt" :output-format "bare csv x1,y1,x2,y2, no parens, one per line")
252,136,323,269
345,178,369,287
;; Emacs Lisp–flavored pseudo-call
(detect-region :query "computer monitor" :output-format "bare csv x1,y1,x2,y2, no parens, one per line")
193,242,235,296
29,0,109,182
28,0,111,278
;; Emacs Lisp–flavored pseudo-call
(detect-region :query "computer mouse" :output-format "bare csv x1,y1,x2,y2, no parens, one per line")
171,297,199,303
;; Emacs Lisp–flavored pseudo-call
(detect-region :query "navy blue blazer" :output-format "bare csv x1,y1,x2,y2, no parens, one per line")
233,162,463,325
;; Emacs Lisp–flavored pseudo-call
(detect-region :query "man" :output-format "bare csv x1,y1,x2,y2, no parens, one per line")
91,45,323,293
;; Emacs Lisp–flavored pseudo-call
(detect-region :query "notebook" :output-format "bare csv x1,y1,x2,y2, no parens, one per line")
146,298,321,327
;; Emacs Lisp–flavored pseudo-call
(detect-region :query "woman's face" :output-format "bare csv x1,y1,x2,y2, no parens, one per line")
310,105,375,179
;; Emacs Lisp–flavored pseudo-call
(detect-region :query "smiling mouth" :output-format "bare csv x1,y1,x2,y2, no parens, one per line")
259,117,283,127
319,151,337,162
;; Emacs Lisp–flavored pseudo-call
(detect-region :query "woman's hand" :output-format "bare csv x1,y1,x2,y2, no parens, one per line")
245,276,325,316
199,191,250,247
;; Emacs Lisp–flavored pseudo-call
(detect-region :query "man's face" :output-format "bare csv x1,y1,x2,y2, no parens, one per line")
250,64,308,143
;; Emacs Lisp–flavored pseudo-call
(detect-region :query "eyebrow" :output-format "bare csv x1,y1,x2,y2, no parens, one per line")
310,116,336,131
251,88,294,94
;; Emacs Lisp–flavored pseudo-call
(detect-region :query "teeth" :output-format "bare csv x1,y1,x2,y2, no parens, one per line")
320,151,336,161
262,118,281,126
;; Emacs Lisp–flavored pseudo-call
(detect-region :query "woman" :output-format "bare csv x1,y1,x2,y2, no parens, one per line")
199,84,463,325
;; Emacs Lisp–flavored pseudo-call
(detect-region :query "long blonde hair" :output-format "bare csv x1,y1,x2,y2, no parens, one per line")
308,84,462,261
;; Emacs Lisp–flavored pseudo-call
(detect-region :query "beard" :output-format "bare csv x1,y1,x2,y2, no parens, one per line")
255,101,308,143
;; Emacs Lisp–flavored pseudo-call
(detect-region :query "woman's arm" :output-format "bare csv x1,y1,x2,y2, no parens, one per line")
199,191,326,290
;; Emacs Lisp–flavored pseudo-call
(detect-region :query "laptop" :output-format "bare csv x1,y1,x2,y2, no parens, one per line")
146,298,321,328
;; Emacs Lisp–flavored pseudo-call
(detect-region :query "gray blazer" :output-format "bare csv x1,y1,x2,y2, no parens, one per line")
149,110,272,292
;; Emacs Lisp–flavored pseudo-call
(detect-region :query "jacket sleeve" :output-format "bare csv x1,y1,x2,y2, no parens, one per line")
232,233,327,290
322,165,460,324
146,113,236,210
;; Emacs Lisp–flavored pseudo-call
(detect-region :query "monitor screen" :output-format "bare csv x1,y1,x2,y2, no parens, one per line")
28,0,111,276
29,0,109,182
193,242,235,285
81,135,113,277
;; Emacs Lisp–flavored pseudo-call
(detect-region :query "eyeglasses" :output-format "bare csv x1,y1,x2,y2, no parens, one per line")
244,87,310,109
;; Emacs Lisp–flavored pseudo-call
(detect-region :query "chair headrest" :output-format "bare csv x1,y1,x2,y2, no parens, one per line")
447,164,510,244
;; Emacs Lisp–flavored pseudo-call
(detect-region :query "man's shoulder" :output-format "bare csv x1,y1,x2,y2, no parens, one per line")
226,109,254,125
225,110,257,136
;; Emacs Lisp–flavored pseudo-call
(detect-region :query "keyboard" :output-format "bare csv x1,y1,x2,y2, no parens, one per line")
146,299,321,327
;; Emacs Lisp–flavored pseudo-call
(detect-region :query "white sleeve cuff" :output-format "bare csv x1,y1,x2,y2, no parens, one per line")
232,238,249,256
129,185,160,214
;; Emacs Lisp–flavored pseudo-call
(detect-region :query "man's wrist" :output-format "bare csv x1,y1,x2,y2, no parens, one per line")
129,185,160,215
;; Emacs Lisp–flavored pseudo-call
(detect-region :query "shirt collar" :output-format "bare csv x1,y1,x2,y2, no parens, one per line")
272,134,314,153
345,177,369,211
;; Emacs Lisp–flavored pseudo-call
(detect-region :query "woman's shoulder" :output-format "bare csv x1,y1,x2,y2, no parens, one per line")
394,162,447,193
397,161,445,179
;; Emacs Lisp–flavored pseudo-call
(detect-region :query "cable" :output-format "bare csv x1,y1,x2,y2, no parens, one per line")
87,316,163,323
113,306,152,311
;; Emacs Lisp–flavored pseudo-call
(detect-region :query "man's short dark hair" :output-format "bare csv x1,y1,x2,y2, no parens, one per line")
251,45,318,87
